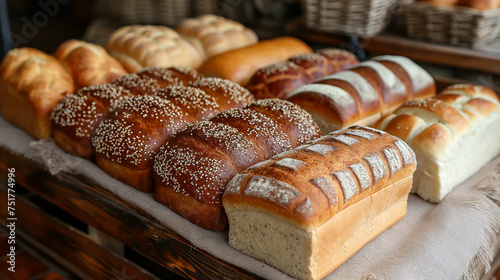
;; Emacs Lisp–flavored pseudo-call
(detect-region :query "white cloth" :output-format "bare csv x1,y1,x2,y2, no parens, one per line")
1,115,499,280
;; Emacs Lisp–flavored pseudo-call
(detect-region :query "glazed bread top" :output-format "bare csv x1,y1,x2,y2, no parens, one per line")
223,126,417,229
54,39,128,90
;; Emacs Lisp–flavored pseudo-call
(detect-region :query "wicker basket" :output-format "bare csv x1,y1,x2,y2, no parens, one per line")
96,0,214,27
403,2,500,48
303,0,399,37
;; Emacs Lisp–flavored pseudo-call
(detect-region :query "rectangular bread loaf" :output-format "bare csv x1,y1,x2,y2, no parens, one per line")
372,84,500,203
222,126,417,280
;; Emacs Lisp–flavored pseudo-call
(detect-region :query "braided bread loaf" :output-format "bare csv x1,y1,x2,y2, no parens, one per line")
287,55,436,134
54,39,128,90
246,48,359,100
93,77,255,192
372,84,500,202
175,14,258,59
153,98,321,231
51,67,202,160
0,48,74,139
106,25,204,72
223,126,416,280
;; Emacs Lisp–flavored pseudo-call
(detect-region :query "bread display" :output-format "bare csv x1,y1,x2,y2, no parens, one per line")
54,39,128,90
197,36,313,85
51,66,202,160
176,14,259,59
106,25,205,72
287,55,436,134
246,48,359,100
223,126,417,280
153,98,321,231
372,84,500,203
0,47,74,139
93,77,255,192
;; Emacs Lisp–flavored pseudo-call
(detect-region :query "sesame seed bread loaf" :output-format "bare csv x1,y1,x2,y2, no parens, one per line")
246,48,359,100
51,67,202,160
372,84,500,202
153,98,321,231
106,25,205,73
92,77,255,192
175,14,259,59
0,48,74,139
287,55,436,134
54,39,128,90
222,126,417,280
197,37,313,86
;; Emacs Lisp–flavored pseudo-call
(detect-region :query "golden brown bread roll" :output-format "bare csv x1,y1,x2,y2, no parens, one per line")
372,84,500,202
197,36,313,85
223,126,417,280
106,25,205,72
153,98,321,231
287,55,436,134
175,14,259,58
246,48,359,100
54,39,128,90
93,77,255,192
0,47,74,139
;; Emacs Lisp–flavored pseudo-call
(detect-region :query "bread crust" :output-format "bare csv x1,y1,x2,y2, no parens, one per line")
106,25,204,72
372,84,500,202
197,37,313,85
0,47,74,139
176,14,258,58
246,48,359,100
153,99,321,231
223,126,416,279
287,55,436,134
54,39,128,90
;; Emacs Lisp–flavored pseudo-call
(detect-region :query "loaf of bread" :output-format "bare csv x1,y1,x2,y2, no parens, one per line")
287,55,436,134
0,48,74,139
197,37,313,85
106,25,204,72
372,84,500,203
54,39,128,90
223,126,417,280
93,77,255,192
246,48,359,100
176,14,259,59
51,66,202,160
153,98,321,231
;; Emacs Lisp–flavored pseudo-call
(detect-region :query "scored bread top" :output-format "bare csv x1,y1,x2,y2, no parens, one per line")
223,126,417,228
106,25,204,72
175,14,258,58
372,84,500,159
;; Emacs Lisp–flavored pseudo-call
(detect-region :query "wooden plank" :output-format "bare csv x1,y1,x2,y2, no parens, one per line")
0,146,262,280
290,22,500,75
0,183,159,280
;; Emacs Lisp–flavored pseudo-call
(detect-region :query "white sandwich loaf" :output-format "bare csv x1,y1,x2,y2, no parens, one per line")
222,126,417,280
373,84,500,203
